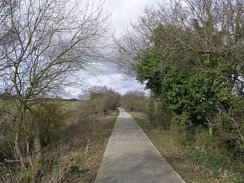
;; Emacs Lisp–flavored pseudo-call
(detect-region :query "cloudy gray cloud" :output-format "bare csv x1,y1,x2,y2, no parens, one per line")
104,0,158,35
65,0,158,98
64,62,149,98
84,62,149,94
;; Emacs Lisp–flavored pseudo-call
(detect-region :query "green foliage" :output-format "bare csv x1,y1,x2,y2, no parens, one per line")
137,48,230,128
213,97,244,159
194,127,231,163
19,163,43,183
134,11,243,161
134,113,244,182
63,165,90,183
147,94,155,121
187,146,244,182
118,0,244,179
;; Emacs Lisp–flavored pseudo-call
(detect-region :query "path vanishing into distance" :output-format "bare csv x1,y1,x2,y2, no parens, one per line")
95,108,185,183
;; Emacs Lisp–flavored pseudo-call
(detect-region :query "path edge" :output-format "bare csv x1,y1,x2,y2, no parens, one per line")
129,112,186,183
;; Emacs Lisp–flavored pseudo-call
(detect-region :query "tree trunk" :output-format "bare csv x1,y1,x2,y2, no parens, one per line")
209,126,213,135
34,128,42,162
14,131,25,168
206,117,213,135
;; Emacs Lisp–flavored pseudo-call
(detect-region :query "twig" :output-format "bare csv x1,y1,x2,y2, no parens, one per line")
84,138,90,158
4,159,21,163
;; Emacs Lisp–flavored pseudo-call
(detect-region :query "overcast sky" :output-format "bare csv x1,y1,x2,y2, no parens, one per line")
65,0,158,98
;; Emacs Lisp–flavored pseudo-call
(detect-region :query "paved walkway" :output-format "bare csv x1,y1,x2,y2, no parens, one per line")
95,108,185,183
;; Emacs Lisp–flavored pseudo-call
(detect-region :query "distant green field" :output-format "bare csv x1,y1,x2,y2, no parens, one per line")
0,98,18,111
0,98,79,113
58,100,79,112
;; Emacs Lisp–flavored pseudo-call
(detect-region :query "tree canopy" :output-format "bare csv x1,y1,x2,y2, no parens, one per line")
116,0,244,155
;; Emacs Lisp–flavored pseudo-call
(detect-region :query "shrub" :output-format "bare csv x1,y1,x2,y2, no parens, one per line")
213,97,244,161
147,93,171,129
120,90,147,112
194,127,232,164
30,100,65,145
79,86,120,116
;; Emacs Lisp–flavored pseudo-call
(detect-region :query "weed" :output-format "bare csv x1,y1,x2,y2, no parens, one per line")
187,146,244,182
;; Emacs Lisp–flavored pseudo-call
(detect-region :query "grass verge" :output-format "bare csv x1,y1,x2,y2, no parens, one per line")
132,113,244,183
38,110,119,183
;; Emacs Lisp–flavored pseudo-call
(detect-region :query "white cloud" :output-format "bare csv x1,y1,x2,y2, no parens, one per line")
64,62,149,98
82,64,148,95
65,0,157,98
104,0,158,36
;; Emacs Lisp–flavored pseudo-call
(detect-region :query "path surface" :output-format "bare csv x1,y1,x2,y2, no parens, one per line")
95,108,185,183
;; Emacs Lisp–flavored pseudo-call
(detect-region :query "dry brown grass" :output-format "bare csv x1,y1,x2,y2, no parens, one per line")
130,111,149,121
40,111,117,183
0,106,118,183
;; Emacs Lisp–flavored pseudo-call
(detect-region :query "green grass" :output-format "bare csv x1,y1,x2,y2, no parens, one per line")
132,114,244,183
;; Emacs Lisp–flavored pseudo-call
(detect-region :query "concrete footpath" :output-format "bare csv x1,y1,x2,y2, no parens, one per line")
95,108,185,183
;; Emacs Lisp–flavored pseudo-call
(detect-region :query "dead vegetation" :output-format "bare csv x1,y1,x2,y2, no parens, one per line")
0,100,118,183
40,111,118,183
0,86,120,183
0,0,111,174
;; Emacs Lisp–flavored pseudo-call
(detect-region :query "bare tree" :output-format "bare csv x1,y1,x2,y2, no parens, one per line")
0,0,110,168
120,90,147,112
84,86,120,115
115,0,244,85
